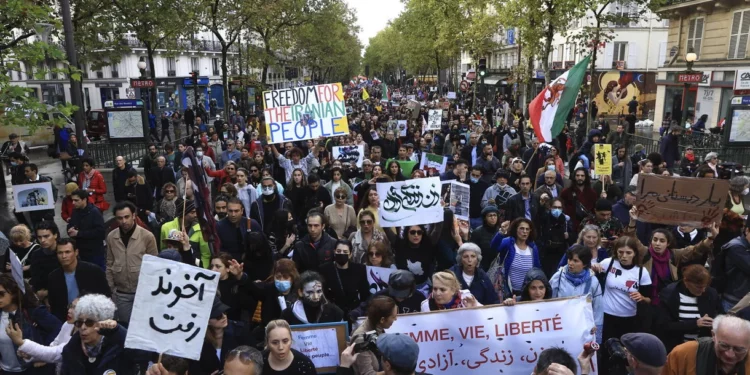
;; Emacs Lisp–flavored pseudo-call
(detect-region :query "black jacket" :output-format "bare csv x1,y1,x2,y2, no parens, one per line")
460,144,482,165
148,166,176,199
722,236,750,304
471,225,499,271
29,247,59,292
658,281,719,353
349,289,425,321
468,180,489,218
48,261,111,321
504,192,543,223
61,326,151,375
112,165,131,202
247,281,298,327
293,233,337,273
189,321,253,375
66,203,105,257
216,217,262,259
281,301,344,325
319,262,371,316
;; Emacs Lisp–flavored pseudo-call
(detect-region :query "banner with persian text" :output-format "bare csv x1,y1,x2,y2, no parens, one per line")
377,177,443,227
385,296,596,375
263,83,349,144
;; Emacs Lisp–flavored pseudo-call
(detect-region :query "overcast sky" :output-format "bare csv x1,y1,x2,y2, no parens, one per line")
344,0,404,49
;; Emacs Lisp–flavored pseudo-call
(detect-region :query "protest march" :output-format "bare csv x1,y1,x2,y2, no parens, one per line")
4,6,750,375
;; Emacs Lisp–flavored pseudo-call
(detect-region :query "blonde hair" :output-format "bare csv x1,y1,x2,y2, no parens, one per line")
265,319,292,344
9,224,31,243
432,271,461,294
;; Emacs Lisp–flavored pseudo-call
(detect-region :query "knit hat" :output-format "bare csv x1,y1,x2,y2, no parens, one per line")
634,144,644,153
179,200,197,217
65,182,79,196
481,205,499,217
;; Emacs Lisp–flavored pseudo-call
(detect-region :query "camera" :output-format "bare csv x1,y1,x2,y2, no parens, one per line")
353,330,380,356
604,338,629,375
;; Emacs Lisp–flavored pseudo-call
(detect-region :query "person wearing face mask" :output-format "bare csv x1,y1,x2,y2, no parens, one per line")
726,176,750,215
467,166,490,229
471,206,502,271
537,198,571,277
193,146,217,185
481,169,516,211
319,240,370,320
250,177,292,233
502,125,520,161
248,259,300,328
281,271,344,325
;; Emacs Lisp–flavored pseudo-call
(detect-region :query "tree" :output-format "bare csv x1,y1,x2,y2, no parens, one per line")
245,0,325,86
72,0,130,72
0,0,76,132
363,25,406,81
293,0,361,83
112,0,194,112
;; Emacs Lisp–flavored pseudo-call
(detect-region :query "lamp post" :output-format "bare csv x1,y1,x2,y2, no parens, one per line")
137,57,147,79
681,47,698,127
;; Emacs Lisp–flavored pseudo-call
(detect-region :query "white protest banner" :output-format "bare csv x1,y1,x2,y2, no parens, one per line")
447,92,457,99
263,83,349,144
377,177,443,227
125,255,219,360
420,153,448,174
427,110,442,130
448,181,470,221
366,266,394,294
291,322,348,373
9,251,24,294
398,120,408,137
12,182,55,212
386,296,596,375
333,145,364,168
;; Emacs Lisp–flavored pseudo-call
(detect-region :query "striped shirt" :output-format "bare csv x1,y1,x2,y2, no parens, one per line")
508,245,534,292
678,292,700,341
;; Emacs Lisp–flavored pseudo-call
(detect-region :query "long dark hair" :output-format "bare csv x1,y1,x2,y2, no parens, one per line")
0,274,38,311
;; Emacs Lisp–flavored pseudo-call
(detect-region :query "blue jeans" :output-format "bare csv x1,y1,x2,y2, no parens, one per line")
469,217,483,230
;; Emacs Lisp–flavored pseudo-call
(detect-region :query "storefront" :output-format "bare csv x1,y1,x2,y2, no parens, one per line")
654,70,737,128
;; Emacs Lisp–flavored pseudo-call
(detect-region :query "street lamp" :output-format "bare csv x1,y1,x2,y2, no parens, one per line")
137,57,147,79
681,47,698,127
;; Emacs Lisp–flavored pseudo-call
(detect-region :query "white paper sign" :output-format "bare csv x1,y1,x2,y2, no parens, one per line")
445,180,470,221
12,182,55,212
447,92,457,99
125,255,219,360
332,145,365,168
398,120,408,137
377,177,443,227
386,296,596,375
291,327,340,368
427,110,442,130
366,266,394,294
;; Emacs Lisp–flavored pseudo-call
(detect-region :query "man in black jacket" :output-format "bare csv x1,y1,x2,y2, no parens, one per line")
504,175,544,223
47,238,111,322
460,132,482,166
293,211,336,273
29,221,61,301
148,156,176,200
217,198,262,258
67,189,106,269
468,165,489,229
112,156,131,202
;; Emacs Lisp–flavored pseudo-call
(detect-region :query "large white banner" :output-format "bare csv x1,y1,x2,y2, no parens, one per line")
125,255,219,360
377,177,443,227
333,145,364,168
386,296,596,375
366,266,394,294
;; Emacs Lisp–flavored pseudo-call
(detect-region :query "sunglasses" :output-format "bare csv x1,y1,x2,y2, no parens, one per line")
164,190,175,193
368,252,381,257
359,219,373,225
335,195,346,199
74,319,97,328
250,169,259,172
409,230,423,236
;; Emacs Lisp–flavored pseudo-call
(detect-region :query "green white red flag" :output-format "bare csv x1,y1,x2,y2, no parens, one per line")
529,55,591,142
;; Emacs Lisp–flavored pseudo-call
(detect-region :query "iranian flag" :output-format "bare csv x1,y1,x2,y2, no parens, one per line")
529,55,591,142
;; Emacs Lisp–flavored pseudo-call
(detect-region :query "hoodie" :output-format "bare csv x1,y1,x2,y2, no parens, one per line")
549,266,604,340
520,268,552,302
578,129,602,157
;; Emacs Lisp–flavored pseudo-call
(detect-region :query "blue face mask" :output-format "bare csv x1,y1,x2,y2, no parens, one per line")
551,208,563,218
547,165,556,171
470,177,479,183
275,280,292,293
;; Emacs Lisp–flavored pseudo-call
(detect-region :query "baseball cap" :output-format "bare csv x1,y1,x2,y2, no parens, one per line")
377,333,419,371
210,295,230,319
388,270,415,299
621,333,667,367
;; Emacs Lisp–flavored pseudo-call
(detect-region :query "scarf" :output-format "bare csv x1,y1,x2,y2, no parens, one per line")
648,245,672,305
564,267,591,287
82,336,105,359
685,153,695,162
82,169,96,190
428,293,462,311
159,197,178,220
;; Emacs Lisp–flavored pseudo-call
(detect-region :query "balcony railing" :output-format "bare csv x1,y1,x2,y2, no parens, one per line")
122,37,239,53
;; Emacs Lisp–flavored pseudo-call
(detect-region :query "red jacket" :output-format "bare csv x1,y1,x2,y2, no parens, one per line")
78,169,110,212
61,197,73,222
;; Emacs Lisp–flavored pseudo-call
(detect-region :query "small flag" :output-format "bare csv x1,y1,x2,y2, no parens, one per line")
362,88,370,100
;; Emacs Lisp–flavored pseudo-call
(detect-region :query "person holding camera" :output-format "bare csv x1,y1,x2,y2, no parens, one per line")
604,333,666,375
664,314,750,374
349,296,398,374
338,333,421,375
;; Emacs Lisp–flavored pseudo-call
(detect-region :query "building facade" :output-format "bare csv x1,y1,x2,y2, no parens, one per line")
654,0,750,129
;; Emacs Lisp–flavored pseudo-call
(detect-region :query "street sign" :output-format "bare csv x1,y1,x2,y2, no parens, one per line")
735,70,750,90
105,99,144,108
130,79,155,88
675,73,703,83
460,80,469,92
731,96,750,105
507,29,515,45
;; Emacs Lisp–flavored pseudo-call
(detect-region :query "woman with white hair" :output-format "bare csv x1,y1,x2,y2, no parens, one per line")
449,243,500,305
60,294,150,375
705,152,719,178
726,176,749,215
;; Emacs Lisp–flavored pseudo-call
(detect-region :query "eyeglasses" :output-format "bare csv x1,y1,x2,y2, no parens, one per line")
717,341,749,355
164,190,175,193
409,230,423,236
74,319,97,328
335,195,346,199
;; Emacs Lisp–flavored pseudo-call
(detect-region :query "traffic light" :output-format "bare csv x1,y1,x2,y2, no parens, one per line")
478,58,487,77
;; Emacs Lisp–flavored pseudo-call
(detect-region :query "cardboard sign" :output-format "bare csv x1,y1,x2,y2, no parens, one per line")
385,296,596,375
12,182,55,212
377,177,443,227
333,145,364,168
427,110,442,130
125,255,219,360
263,83,349,144
291,322,349,373
594,144,612,176
635,174,729,227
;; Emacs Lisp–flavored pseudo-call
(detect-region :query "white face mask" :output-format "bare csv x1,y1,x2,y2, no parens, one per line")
262,186,275,196
196,151,204,157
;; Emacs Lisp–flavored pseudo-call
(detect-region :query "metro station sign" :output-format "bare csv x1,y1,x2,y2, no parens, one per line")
675,73,703,83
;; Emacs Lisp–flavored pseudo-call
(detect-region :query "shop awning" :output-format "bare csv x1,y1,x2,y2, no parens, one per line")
483,75,508,86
